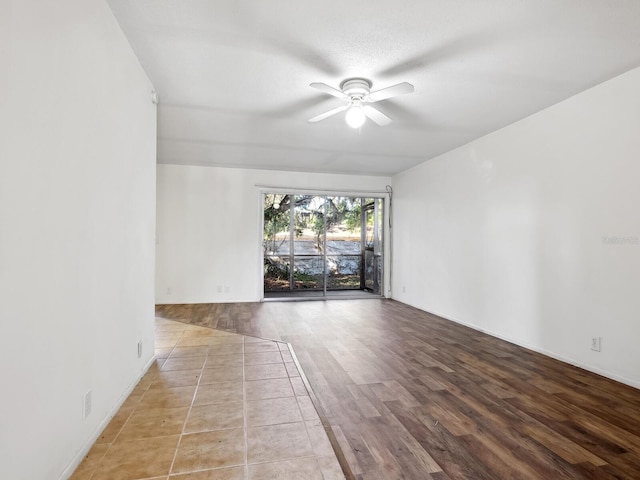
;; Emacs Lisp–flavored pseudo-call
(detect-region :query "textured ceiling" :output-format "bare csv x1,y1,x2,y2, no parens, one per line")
107,0,640,176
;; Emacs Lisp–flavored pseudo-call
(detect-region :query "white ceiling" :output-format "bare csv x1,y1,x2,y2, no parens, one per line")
107,0,640,176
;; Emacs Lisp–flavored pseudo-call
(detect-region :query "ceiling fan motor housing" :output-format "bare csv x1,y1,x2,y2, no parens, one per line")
340,78,372,99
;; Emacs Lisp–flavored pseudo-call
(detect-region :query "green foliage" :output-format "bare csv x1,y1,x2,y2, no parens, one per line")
293,271,317,282
344,203,362,231
264,257,289,279
263,194,290,252
264,195,378,252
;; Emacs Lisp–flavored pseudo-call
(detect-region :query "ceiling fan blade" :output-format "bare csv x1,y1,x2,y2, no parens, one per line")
310,82,347,99
377,31,502,77
367,82,414,102
363,106,392,126
308,105,348,123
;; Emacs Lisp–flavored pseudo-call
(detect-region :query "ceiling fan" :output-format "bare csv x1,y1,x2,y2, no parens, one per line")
308,78,414,128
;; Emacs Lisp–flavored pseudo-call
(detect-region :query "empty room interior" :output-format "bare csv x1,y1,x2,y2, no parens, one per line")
3,1,640,479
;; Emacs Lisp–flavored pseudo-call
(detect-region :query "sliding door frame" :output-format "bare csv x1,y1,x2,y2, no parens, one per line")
258,187,390,301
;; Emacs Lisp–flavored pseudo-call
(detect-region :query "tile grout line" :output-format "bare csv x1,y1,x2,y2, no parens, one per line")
279,342,322,475
116,328,183,435
86,324,188,480
165,328,210,477
151,320,347,479
286,342,355,480
243,336,250,480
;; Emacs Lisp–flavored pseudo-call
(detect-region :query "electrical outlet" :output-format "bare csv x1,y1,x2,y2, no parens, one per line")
402,286,406,293
166,287,172,294
217,285,222,293
137,341,143,358
591,336,601,352
83,390,92,419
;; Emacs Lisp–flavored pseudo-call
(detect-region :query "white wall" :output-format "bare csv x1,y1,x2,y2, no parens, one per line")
0,1,156,479
156,164,391,303
392,67,640,388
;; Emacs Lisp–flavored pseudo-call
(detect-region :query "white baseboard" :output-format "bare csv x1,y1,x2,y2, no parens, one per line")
58,354,157,480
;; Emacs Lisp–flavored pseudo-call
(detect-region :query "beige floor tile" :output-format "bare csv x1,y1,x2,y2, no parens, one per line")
244,351,283,365
161,356,207,371
177,337,216,347
120,389,146,411
156,338,183,348
290,377,308,396
245,363,288,381
155,331,186,338
68,469,94,480
184,402,244,433
155,327,186,334
208,344,244,355
71,318,346,480
153,369,202,388
156,321,186,329
209,335,245,345
69,443,110,480
245,342,280,354
209,330,239,337
317,455,347,480
139,385,197,409
154,358,167,370
155,329,184,337
305,420,335,457
92,434,180,480
296,396,320,421
193,382,243,406
127,382,153,408
245,378,294,401
169,467,244,479
141,366,160,384
96,408,134,444
200,365,243,384
155,319,186,328
156,347,175,359
181,328,217,338
169,346,211,358
172,429,245,473
246,397,302,427
280,351,294,363
140,366,159,382
284,361,301,377
117,406,189,441
248,457,324,480
247,422,314,464
156,329,184,336
244,335,268,343
204,353,243,368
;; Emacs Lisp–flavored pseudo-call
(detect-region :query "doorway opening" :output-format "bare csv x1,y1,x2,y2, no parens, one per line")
263,194,383,299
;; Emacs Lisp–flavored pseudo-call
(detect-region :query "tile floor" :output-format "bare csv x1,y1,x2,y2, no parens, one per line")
70,318,345,480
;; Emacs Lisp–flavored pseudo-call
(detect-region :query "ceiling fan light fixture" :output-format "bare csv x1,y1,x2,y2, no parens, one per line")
345,102,366,128
308,78,413,127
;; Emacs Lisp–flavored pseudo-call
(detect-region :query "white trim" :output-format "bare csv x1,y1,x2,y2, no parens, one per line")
258,189,389,300
255,185,389,196
258,190,267,301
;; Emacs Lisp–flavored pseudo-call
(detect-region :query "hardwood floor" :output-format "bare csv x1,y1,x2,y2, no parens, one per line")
155,299,640,479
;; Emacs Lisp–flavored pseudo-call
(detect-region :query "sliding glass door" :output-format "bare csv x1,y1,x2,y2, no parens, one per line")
263,193,383,298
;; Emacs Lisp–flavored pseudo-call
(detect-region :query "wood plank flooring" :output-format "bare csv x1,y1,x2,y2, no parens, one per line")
155,299,640,479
